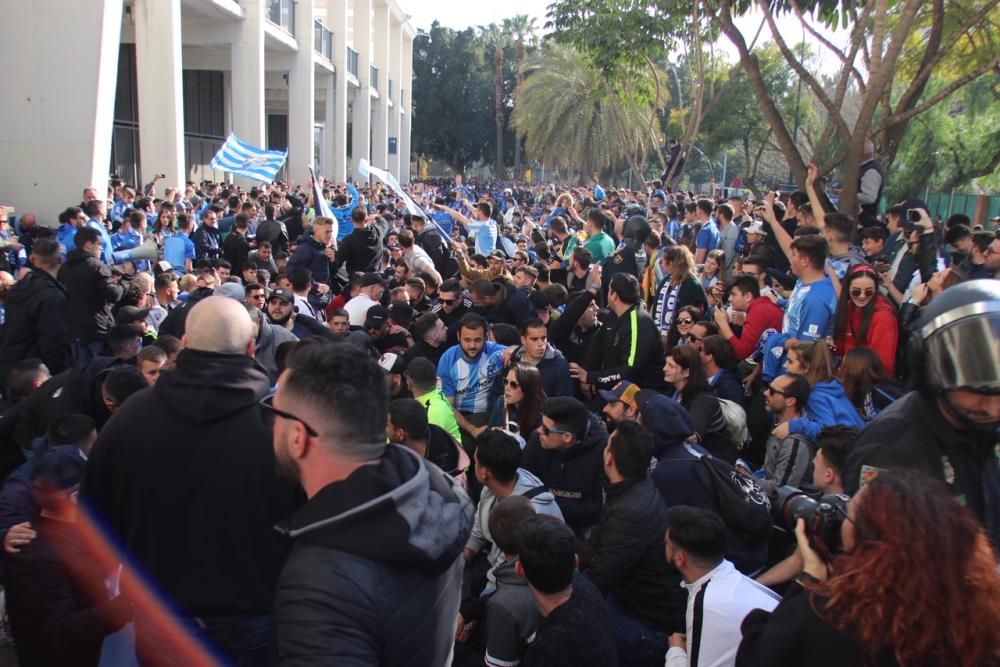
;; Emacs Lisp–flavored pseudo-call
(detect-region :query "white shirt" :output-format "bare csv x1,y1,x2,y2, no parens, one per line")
293,293,318,320
344,294,378,327
665,559,780,667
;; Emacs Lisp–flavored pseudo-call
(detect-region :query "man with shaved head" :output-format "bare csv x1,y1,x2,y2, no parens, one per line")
81,296,300,665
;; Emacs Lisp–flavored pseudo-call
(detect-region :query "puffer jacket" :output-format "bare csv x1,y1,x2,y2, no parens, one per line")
274,444,473,666
583,478,686,634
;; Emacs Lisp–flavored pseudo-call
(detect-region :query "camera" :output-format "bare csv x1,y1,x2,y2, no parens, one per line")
906,208,922,224
773,486,850,557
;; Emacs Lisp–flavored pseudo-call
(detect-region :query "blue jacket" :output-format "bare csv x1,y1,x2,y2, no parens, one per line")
288,234,332,284
789,379,865,441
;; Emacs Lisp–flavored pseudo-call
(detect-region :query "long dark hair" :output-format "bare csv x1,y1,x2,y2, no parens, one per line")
838,347,902,408
834,265,886,345
506,364,546,435
669,345,708,404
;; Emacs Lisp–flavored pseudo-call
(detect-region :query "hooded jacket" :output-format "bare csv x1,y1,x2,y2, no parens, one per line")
583,477,686,634
503,344,574,398
466,468,564,569
80,349,300,617
58,248,124,342
273,444,473,666
289,233,333,284
255,320,299,385
480,279,534,329
521,413,609,533
789,379,865,441
0,268,70,388
335,217,389,275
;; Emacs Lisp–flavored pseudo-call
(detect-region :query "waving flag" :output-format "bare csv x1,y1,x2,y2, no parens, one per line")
209,134,287,182
308,166,337,239
359,159,451,239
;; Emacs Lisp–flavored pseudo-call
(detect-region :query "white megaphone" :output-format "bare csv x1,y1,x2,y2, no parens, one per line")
112,238,159,265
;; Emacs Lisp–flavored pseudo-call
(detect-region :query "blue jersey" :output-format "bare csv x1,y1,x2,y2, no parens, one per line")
593,184,605,201
85,219,114,265
467,219,498,255
783,276,837,341
695,218,720,251
437,341,507,414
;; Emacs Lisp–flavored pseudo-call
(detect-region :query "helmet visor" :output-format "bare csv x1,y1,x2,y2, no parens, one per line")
925,313,1000,393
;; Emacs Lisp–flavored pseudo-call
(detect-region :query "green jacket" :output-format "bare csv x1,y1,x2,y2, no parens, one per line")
414,389,462,444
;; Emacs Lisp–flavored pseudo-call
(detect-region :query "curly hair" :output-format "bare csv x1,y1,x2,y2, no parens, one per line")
816,470,1000,665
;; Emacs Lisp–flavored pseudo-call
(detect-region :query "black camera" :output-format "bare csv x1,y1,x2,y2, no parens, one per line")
773,486,850,557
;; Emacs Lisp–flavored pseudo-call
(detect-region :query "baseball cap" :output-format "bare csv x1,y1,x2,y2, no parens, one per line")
360,272,387,287
598,381,641,409
488,250,507,262
268,288,293,304
388,302,414,326
377,352,406,375
365,304,390,329
633,390,693,445
30,445,87,492
215,282,246,302
115,306,150,325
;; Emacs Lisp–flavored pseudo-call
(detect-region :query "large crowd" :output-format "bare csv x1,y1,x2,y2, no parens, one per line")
0,160,997,667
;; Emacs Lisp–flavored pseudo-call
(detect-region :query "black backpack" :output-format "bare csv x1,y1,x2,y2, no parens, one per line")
692,449,772,545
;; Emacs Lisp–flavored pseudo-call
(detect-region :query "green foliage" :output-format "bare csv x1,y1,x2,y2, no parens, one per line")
511,44,665,176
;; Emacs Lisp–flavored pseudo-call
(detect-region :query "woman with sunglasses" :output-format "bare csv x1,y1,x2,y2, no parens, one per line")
488,364,547,437
773,341,864,443
653,245,707,349
832,265,899,376
737,470,1000,667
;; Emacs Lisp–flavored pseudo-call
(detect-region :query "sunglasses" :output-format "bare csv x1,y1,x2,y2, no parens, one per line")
439,297,458,305
504,379,520,389
541,423,571,436
763,384,787,396
259,395,318,436
850,288,875,298
677,318,694,325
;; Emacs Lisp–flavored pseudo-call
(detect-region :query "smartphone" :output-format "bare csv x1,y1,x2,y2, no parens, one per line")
906,209,922,224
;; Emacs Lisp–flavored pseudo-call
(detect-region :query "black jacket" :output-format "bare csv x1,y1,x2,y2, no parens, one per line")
585,305,668,391
221,231,250,276
416,226,457,278
58,249,124,342
737,586,898,667
522,413,609,533
191,223,221,260
255,218,289,256
335,219,388,275
273,444,473,666
3,516,131,667
582,478,685,633
480,280,535,329
80,349,300,616
548,290,599,368
289,233,333,284
0,269,70,389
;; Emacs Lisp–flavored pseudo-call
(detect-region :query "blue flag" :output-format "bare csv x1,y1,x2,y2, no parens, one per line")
210,134,287,182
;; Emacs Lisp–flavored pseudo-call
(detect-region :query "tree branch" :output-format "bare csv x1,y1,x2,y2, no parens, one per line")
788,0,866,94
881,57,1000,129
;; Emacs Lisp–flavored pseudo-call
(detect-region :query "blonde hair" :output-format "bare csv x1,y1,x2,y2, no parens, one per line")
556,193,575,209
661,245,698,283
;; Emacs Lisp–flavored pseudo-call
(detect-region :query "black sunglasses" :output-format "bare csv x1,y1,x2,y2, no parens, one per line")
764,384,787,396
259,395,318,436
439,297,458,305
677,318,694,325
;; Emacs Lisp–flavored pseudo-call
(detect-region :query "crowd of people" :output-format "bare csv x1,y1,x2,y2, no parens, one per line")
0,162,997,667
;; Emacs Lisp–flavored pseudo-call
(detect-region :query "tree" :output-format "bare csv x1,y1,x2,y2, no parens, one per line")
511,44,667,180
411,23,495,175
479,23,509,178
504,14,537,179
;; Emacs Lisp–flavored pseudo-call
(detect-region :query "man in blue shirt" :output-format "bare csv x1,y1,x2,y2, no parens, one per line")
333,182,360,242
694,198,720,264
437,201,497,255
83,200,114,265
437,313,508,449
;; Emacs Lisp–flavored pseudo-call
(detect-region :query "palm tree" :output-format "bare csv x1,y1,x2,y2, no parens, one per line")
504,15,536,180
512,44,667,184
479,23,508,179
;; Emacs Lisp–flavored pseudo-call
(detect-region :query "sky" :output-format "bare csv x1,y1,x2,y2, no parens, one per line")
401,0,846,74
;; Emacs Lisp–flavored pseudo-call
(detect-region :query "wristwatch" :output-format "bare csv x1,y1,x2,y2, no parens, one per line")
795,571,820,588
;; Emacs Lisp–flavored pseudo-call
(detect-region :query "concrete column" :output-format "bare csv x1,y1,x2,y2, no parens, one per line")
134,0,186,191
287,0,315,186
399,34,413,183
329,0,349,182
231,0,266,186
369,0,390,172
350,0,373,182
386,17,402,177
0,0,122,224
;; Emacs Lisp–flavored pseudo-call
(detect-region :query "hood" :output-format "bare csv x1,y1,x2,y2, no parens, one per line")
295,232,322,248
154,349,271,424
278,444,474,574
512,344,563,365
513,468,559,509
60,356,123,421
810,379,847,400
638,392,694,458
6,269,67,307
558,413,608,459
493,558,527,587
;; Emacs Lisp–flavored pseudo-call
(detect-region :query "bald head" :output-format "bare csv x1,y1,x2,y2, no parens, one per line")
183,296,255,355
19,213,37,229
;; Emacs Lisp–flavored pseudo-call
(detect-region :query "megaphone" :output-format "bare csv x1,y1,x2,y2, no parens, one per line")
112,239,159,265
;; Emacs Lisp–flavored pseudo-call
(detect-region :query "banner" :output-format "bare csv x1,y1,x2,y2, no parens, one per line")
308,166,336,239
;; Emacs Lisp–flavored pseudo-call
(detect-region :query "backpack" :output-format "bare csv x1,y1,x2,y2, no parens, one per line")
716,397,750,451
691,445,772,546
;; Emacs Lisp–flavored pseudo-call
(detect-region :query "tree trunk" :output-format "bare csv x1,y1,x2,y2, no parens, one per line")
495,47,504,179
513,40,525,179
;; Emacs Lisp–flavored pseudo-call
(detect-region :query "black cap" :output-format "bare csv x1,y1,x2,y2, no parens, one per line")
365,304,390,329
115,306,150,325
360,272,387,287
30,446,87,491
268,288,293,304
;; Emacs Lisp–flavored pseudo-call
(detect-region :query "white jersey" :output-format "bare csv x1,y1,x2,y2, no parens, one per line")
665,559,780,667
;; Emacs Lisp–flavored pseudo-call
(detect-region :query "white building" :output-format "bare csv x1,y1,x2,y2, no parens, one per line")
0,0,415,224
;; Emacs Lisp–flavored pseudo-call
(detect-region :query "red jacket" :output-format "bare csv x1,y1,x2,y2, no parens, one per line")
835,296,899,376
728,296,784,360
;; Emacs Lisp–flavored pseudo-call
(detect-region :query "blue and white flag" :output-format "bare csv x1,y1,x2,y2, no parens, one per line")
209,134,287,182
359,159,451,239
308,166,337,239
